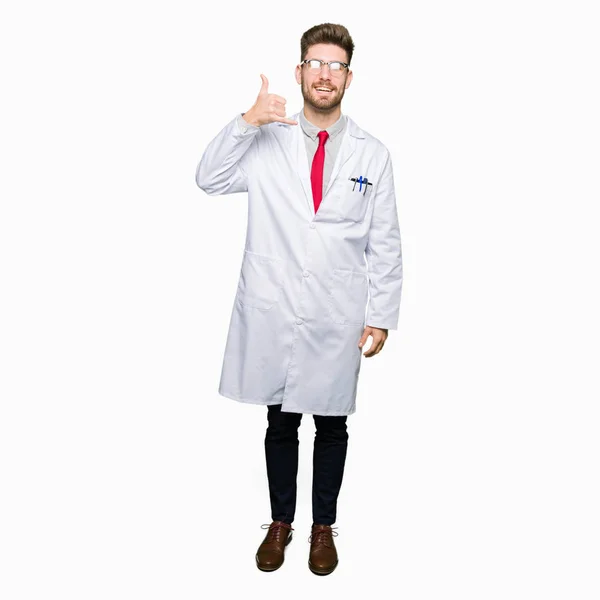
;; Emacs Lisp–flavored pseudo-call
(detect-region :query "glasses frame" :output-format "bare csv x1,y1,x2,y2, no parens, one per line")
300,59,350,74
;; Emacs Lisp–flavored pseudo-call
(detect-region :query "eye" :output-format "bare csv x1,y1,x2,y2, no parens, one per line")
329,62,342,71
308,60,321,69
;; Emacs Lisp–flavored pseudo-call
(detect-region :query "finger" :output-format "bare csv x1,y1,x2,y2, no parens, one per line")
259,74,269,95
374,340,385,354
272,99,287,112
363,340,382,357
272,116,298,125
271,94,287,105
273,107,295,121
358,331,370,349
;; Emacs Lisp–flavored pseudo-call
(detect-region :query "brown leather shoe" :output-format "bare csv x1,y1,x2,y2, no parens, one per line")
255,521,294,572
308,523,339,575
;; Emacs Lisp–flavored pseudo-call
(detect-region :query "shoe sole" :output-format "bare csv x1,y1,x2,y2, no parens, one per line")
308,558,338,576
255,532,293,572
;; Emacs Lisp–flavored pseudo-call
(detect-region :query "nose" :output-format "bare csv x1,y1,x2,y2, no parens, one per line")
318,64,332,78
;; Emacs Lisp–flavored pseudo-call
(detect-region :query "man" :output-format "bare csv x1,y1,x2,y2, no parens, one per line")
195,23,402,575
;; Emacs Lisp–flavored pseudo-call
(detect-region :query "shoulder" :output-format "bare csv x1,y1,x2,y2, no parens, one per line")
346,116,390,157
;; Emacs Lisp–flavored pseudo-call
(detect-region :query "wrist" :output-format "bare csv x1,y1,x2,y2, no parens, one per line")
242,110,261,128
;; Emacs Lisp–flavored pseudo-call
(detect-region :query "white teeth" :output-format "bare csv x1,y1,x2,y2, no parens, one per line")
316,88,332,92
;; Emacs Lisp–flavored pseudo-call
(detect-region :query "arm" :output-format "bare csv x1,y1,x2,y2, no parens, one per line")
364,150,403,330
195,113,260,196
195,74,297,196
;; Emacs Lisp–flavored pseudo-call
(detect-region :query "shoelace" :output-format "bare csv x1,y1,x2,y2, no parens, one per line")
308,526,339,548
260,521,294,544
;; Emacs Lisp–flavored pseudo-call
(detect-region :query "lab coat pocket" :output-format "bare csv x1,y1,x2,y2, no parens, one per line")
337,186,372,223
327,269,368,325
237,250,284,310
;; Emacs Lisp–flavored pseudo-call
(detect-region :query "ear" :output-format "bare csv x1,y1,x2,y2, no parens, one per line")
295,64,302,85
345,69,353,89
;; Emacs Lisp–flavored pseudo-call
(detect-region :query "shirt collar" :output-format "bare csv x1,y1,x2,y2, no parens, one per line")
299,108,346,142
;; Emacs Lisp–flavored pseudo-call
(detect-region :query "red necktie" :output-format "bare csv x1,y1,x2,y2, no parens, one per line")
311,130,329,213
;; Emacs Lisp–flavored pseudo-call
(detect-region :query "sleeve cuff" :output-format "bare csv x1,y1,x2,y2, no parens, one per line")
236,113,259,134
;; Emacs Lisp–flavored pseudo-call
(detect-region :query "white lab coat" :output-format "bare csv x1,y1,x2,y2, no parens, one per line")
196,111,402,416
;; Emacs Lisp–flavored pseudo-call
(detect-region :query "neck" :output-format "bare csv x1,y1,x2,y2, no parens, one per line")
302,104,342,129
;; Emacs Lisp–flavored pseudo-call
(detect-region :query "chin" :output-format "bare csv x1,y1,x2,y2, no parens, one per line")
310,94,341,110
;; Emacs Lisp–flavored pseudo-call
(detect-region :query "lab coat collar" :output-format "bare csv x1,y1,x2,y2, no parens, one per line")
298,109,346,142
288,111,365,217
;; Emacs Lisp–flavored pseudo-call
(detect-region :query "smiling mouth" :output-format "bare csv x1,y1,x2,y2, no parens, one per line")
315,87,334,94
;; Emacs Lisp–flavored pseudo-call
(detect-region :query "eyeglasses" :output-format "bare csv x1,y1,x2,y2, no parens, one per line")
301,59,349,76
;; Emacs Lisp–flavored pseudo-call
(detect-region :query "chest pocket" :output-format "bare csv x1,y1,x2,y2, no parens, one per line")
334,178,373,223
237,250,284,310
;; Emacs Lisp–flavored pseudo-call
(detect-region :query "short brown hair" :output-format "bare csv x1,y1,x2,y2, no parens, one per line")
300,23,354,65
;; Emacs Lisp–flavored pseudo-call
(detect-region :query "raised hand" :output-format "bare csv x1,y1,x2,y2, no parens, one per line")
242,74,298,127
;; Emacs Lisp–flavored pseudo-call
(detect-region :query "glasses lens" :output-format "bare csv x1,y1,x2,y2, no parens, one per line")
305,60,346,76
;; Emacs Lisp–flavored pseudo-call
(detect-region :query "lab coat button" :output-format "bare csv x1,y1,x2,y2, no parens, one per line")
310,223,316,229
302,270,309,277
296,318,303,325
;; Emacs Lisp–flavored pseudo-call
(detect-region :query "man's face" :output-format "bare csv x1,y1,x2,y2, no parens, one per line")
295,43,353,111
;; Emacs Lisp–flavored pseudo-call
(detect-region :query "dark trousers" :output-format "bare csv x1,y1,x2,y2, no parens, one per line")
264,403,349,526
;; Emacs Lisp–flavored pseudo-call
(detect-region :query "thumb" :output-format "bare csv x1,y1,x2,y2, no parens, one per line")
358,329,370,348
259,73,269,95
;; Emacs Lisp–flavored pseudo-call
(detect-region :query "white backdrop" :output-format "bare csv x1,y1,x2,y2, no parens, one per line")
1,0,599,598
